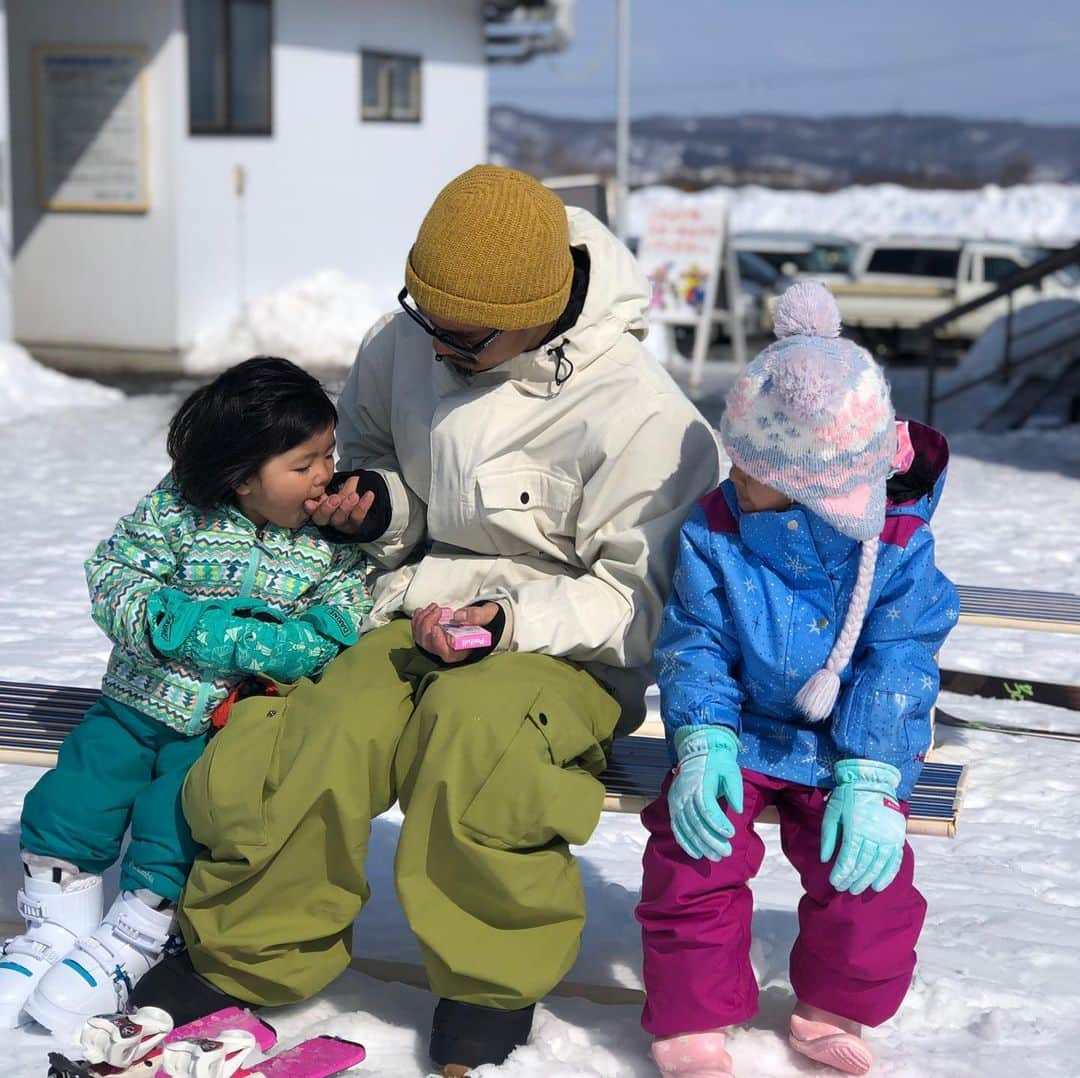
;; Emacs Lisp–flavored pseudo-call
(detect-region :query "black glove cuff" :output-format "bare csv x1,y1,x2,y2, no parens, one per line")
319,469,392,544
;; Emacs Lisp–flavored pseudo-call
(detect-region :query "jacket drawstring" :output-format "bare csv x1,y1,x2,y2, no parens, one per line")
551,339,574,387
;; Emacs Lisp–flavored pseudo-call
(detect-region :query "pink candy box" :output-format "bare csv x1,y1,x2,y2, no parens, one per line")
435,608,491,649
443,623,492,650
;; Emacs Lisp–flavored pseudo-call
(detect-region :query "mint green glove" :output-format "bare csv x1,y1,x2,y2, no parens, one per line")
147,588,283,673
234,604,358,682
821,759,906,895
668,725,744,861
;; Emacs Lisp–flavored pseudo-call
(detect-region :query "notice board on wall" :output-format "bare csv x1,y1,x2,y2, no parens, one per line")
34,44,148,213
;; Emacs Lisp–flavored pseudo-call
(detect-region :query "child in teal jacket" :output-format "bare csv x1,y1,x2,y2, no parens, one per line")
1,357,371,1037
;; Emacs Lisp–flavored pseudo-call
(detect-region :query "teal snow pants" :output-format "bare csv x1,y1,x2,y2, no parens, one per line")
20,695,210,901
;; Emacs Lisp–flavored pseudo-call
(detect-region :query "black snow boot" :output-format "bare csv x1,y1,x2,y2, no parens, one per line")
429,997,535,1074
129,950,255,1026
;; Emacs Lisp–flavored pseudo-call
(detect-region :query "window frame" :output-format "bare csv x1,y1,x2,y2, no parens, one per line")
186,0,274,137
983,255,1024,285
866,247,960,280
360,49,422,124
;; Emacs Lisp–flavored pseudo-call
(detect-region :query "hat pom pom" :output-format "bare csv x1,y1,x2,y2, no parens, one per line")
795,668,840,722
773,281,842,340
768,353,848,421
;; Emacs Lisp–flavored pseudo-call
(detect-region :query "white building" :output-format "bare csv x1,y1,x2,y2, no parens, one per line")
0,0,570,371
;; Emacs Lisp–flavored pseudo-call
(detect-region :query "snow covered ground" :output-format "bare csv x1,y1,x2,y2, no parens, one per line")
2,345,1079,1076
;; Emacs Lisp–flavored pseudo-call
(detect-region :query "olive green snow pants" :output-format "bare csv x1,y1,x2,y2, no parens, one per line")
179,618,620,1010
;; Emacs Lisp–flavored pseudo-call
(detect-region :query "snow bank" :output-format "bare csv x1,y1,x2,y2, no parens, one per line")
0,341,123,426
930,298,1080,429
173,183,1080,374
185,271,395,372
954,298,1080,382
629,182,1080,246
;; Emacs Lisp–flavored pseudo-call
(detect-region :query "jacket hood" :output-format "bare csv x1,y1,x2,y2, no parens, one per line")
886,421,950,524
453,207,650,397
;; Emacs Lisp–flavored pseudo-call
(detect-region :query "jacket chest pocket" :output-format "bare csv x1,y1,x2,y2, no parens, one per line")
475,464,580,554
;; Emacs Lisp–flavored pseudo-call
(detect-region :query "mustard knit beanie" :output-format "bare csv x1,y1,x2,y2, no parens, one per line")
404,164,574,331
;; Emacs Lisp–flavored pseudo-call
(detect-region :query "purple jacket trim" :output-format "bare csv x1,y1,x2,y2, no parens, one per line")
908,420,949,476
879,515,923,548
700,487,739,534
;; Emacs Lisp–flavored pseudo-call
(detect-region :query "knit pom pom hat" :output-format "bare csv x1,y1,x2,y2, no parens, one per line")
720,281,899,721
404,164,574,331
720,281,896,541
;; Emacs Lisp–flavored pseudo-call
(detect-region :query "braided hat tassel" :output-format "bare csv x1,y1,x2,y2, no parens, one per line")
795,538,879,722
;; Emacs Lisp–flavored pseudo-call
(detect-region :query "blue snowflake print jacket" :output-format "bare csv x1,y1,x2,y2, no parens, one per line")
655,422,959,800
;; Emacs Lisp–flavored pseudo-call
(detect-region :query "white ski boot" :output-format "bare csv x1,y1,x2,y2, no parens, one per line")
25,889,176,1039
0,857,103,1028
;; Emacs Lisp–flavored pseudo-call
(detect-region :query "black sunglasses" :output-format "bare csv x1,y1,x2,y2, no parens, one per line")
397,288,503,362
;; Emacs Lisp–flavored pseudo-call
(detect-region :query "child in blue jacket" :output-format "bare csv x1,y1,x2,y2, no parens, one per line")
637,283,959,1077
1,357,371,1037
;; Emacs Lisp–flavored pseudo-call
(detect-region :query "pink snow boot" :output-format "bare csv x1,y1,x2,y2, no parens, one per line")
651,1029,734,1077
789,1004,873,1075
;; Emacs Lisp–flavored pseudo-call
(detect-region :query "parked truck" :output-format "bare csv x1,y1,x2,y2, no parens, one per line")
826,237,1080,357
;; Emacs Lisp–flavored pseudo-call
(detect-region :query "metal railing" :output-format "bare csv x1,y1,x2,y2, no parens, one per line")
921,241,1080,424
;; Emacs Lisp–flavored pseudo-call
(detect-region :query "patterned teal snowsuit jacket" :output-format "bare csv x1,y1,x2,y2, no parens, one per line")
86,473,372,736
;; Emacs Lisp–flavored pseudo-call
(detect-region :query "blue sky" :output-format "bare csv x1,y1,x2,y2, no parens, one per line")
489,0,1080,125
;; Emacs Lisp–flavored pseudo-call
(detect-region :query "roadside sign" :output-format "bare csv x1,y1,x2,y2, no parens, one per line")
637,201,746,395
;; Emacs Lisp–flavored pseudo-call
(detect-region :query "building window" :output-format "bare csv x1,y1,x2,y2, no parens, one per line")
186,0,272,134
361,51,421,122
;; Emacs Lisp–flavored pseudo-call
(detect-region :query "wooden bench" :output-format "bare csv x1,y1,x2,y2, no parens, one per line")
953,583,1080,635
14,581,1078,844
8,582,1077,1008
0,677,965,838
10,619,1060,1006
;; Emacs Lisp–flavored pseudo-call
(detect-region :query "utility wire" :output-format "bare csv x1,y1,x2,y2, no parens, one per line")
493,39,1071,100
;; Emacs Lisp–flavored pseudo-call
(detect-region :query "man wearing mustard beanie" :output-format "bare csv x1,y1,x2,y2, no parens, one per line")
133,165,722,1075
405,164,575,331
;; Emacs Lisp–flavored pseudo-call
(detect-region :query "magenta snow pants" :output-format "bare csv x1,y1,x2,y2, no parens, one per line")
636,769,926,1037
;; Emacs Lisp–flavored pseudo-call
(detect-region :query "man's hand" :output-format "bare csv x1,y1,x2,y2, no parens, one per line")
304,474,376,535
411,601,501,664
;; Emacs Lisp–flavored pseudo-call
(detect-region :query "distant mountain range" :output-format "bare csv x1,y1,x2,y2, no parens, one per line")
489,106,1080,189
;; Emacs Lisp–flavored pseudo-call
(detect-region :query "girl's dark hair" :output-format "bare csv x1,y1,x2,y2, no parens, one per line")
167,356,337,508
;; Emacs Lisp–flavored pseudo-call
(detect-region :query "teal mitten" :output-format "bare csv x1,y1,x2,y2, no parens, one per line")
668,725,744,861
148,588,282,673
146,589,200,654
235,604,358,682
820,758,906,895
298,604,358,649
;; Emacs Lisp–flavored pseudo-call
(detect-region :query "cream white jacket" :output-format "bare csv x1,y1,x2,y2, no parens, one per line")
336,208,721,731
